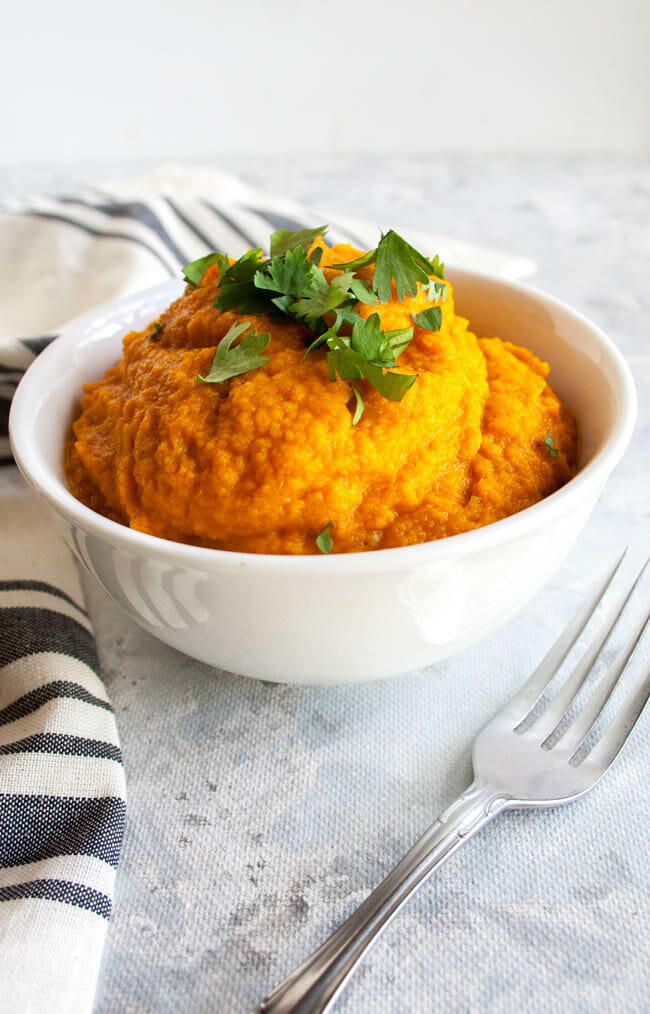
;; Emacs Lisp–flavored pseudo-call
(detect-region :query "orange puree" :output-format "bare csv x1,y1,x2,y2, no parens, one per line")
65,242,579,554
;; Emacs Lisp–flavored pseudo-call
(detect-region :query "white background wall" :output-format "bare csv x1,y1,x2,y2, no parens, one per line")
2,0,649,164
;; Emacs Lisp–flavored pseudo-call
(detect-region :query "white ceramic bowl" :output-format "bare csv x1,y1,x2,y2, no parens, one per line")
9,270,636,685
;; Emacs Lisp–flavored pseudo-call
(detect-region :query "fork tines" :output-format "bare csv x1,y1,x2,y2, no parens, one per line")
512,548,650,769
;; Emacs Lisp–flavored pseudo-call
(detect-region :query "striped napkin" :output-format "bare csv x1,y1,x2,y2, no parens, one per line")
0,165,535,1013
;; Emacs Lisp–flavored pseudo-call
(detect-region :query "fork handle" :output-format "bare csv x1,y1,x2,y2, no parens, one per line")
257,778,510,1014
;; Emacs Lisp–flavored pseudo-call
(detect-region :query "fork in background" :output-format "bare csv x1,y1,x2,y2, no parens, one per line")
257,550,650,1014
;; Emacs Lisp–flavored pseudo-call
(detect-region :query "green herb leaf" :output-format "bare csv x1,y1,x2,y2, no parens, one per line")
309,246,323,266
254,247,316,299
329,249,377,272
373,230,438,302
412,307,442,332
326,323,417,405
383,327,414,360
349,277,378,305
361,361,417,402
197,321,270,384
423,278,447,301
214,283,271,315
290,269,356,328
214,249,270,314
332,305,361,333
349,384,364,424
544,433,559,458
270,225,327,257
315,521,335,554
430,254,445,279
149,321,162,341
349,314,413,367
350,312,384,361
226,248,263,282
182,251,228,287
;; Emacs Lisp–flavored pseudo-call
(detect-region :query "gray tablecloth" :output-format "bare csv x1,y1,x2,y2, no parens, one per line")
2,157,649,1013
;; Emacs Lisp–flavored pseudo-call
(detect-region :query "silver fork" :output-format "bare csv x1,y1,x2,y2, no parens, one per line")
257,551,650,1014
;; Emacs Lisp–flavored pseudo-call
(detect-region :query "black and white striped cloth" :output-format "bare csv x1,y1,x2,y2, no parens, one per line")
0,166,533,1012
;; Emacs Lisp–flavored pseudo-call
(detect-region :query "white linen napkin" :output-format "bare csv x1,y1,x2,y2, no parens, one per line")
0,164,536,1013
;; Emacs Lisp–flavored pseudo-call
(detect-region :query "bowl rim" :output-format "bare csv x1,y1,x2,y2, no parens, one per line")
9,266,637,575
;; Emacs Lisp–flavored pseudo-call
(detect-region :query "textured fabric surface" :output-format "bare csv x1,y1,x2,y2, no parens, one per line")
2,160,649,1013
0,476,126,1014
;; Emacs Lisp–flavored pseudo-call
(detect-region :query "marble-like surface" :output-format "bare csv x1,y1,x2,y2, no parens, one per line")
3,158,649,1013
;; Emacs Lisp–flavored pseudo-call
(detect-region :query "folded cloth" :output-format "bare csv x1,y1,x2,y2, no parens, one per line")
0,164,535,1012
0,470,126,1014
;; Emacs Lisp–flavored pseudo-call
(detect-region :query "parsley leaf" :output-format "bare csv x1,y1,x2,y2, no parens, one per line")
412,307,442,332
430,254,445,279
349,384,364,424
290,269,356,328
361,361,417,401
373,230,437,302
254,247,316,299
182,251,228,287
544,433,559,458
350,314,413,366
213,249,271,314
349,277,378,305
325,315,417,403
225,248,263,282
329,249,377,272
214,282,271,315
423,278,447,301
316,521,334,554
197,321,270,384
270,225,327,257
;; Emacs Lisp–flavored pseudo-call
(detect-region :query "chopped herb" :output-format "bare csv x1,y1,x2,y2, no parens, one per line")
197,321,270,385
329,248,377,272
316,521,335,554
290,269,356,329
412,307,442,332
254,246,316,299
423,278,447,301
149,321,162,341
430,254,445,279
183,252,228,287
325,314,417,403
270,225,327,257
349,384,364,424
544,433,559,458
373,230,440,302
181,225,444,412
348,277,378,305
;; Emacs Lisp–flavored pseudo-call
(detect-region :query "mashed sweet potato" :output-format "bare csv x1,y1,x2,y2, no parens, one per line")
65,240,578,554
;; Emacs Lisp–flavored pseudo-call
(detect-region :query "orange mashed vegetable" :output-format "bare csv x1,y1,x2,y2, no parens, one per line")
65,241,579,554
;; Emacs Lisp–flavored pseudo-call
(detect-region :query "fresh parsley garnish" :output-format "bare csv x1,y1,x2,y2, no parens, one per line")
197,321,270,385
412,307,442,332
349,384,364,425
325,314,417,403
181,225,445,414
149,321,162,341
373,230,440,302
544,433,559,458
330,231,444,303
270,225,328,257
316,521,334,554
182,252,227,287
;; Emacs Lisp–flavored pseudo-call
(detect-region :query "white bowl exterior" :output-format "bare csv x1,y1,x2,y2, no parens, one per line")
47,491,598,684
9,273,636,684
